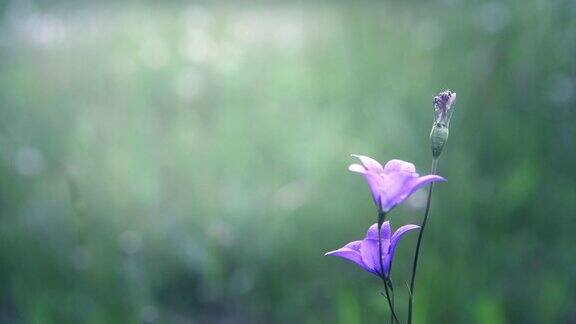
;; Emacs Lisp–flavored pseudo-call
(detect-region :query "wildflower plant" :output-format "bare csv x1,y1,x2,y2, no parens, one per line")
325,90,456,323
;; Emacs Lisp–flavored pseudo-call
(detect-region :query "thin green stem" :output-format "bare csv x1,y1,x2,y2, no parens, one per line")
407,158,439,324
387,253,397,324
387,278,396,323
381,276,398,324
379,218,399,324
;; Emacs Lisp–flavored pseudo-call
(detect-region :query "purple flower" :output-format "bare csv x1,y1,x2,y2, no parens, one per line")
325,221,419,277
348,155,446,213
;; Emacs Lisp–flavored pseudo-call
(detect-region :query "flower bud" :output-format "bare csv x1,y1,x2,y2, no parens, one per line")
430,90,456,158
430,124,449,158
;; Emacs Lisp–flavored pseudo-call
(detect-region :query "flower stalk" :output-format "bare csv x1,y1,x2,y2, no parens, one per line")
407,158,438,324
407,89,456,323
377,212,399,324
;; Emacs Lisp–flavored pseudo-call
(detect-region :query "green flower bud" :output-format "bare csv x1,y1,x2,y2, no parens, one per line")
430,123,449,158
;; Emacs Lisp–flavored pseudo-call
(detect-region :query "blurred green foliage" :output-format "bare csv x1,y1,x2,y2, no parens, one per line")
0,1,575,323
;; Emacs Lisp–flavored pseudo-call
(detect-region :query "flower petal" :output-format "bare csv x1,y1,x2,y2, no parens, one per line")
381,174,446,212
351,155,384,173
383,159,416,174
388,224,420,266
378,171,415,212
325,240,366,270
343,240,362,252
364,223,379,240
391,224,420,247
360,223,391,276
380,222,392,243
363,222,391,242
359,239,378,274
363,172,385,209
404,175,446,196
348,163,366,174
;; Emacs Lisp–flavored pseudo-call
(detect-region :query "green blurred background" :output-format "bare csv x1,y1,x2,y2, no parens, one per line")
0,0,575,323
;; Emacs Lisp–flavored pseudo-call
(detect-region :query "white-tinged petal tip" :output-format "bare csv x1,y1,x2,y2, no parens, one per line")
348,164,366,173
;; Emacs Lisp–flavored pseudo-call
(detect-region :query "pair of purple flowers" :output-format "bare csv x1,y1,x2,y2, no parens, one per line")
325,155,446,278
325,90,456,324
